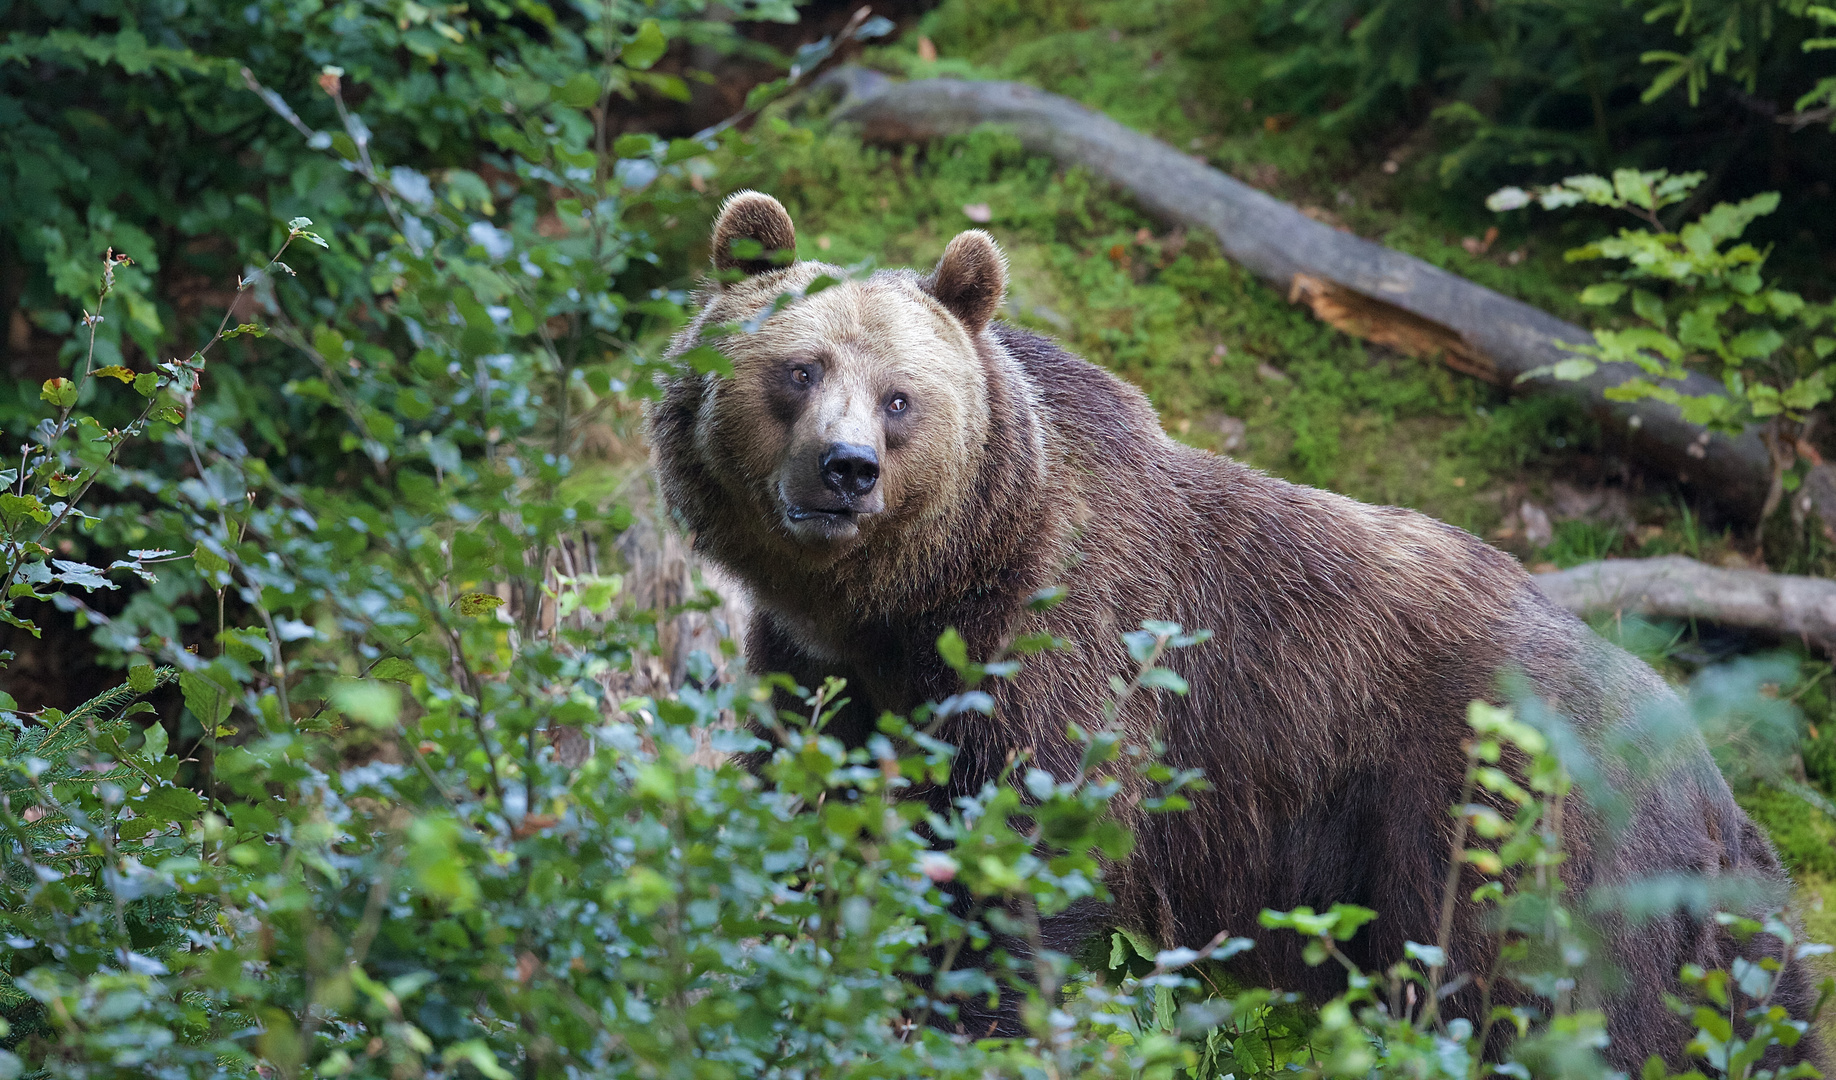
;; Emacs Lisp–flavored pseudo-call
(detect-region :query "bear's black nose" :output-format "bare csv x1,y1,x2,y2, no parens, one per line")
820,442,880,497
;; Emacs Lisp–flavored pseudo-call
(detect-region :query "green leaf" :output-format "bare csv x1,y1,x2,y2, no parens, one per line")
622,19,667,70
1137,666,1190,695
613,133,658,158
52,559,113,591
1550,357,1598,381
1612,167,1656,211
40,377,78,409
369,656,420,683
457,592,505,617
156,406,185,424
678,344,733,378
1578,283,1626,306
1631,289,1667,329
93,365,136,383
554,71,601,109
140,719,167,762
132,372,158,397
443,1042,513,1080
46,472,80,498
128,663,157,694
936,627,970,677
0,493,51,527
192,543,231,575
333,680,401,729
1729,327,1784,359
179,670,232,727
144,784,204,818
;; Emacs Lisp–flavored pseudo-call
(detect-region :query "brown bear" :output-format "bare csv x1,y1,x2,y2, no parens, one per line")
647,190,1817,1068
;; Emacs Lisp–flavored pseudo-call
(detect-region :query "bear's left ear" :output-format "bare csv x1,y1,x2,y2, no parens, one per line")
711,190,797,276
924,230,1007,334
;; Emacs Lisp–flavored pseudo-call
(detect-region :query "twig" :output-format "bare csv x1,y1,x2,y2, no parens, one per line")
690,6,884,143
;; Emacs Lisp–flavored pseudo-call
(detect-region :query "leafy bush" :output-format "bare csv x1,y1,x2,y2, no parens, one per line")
1254,0,1836,206
1491,168,1836,534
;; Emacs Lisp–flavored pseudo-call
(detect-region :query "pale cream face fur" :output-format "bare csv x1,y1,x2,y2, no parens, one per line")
682,261,993,554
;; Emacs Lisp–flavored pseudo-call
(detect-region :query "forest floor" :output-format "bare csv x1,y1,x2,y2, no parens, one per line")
624,0,1836,976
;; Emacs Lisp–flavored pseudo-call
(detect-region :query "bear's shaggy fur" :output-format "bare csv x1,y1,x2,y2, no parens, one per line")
648,192,1816,1067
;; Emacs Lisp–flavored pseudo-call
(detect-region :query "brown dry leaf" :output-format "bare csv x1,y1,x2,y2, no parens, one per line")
916,36,937,62
512,814,560,840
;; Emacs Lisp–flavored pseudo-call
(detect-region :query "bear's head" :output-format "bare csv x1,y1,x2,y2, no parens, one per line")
659,191,1018,561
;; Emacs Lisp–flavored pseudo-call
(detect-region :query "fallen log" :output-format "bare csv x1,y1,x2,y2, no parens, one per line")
828,71,1771,521
1534,556,1836,651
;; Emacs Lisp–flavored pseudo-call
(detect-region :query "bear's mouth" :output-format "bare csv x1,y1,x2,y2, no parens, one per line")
786,505,855,523
781,501,875,544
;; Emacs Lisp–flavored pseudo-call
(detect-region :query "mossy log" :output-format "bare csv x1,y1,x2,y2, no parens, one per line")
1535,556,1836,651
829,71,1771,521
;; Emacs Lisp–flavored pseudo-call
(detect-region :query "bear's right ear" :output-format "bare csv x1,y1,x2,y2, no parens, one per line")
711,191,797,276
924,230,1008,334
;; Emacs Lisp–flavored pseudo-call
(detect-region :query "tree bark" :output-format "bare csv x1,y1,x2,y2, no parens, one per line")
1533,556,1836,651
829,71,1771,521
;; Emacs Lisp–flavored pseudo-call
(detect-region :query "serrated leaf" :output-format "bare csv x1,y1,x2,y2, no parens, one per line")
1729,327,1784,359
144,784,203,818
457,592,505,617
0,493,50,527
141,719,167,761
94,365,136,383
369,656,420,683
128,663,157,694
192,543,231,575
179,671,232,727
288,216,313,230
52,559,113,591
40,378,78,409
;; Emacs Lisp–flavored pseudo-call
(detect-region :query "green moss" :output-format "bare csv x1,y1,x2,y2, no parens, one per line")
1737,785,1836,879
1792,872,1836,1048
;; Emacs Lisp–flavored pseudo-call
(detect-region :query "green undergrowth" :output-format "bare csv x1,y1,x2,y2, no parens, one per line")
679,123,1589,533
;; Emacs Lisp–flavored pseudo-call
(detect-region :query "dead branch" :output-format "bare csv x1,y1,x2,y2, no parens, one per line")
1534,556,1836,651
829,72,1772,521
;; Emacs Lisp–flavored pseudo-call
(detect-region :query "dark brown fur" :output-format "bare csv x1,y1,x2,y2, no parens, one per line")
650,194,1817,1069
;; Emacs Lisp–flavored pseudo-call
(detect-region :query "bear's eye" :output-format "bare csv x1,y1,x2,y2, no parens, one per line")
789,366,812,386
886,394,909,415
